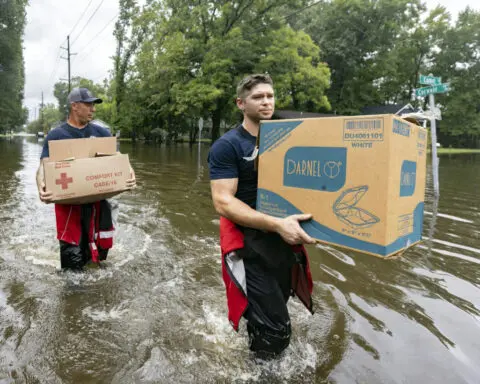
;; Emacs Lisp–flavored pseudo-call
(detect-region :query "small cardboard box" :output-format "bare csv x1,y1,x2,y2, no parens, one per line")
256,114,427,258
44,137,131,204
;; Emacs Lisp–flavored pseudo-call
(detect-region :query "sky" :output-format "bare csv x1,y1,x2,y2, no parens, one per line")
24,0,119,121
23,0,479,121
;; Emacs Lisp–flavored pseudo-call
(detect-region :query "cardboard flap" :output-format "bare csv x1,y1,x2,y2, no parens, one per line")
48,137,117,161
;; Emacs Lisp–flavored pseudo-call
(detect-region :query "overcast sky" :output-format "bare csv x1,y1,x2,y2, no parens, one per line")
23,0,479,121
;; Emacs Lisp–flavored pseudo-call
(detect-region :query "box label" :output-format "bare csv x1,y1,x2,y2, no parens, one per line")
417,129,427,156
392,119,411,137
400,160,416,196
343,118,384,149
259,121,302,154
283,147,346,192
397,213,414,236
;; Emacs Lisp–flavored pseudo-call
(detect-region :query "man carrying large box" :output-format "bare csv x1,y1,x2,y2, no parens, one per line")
36,87,136,270
208,74,314,358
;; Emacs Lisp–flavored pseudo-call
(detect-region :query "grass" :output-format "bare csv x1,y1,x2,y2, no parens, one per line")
432,148,480,154
118,137,211,143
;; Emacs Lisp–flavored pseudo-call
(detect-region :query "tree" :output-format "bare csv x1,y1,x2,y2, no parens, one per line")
129,0,330,143
0,0,28,133
113,0,145,134
27,103,61,134
432,8,480,147
257,26,330,112
53,77,115,126
375,6,450,105
54,81,69,120
295,0,426,114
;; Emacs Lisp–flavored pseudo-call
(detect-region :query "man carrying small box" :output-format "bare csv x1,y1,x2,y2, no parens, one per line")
36,87,136,270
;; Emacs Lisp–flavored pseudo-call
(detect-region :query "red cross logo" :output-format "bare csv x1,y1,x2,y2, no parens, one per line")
56,173,73,190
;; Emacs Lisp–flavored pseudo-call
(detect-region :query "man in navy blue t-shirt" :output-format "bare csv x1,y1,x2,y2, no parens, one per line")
36,87,136,270
208,74,315,357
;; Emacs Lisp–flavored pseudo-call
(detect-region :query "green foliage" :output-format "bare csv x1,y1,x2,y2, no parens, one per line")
431,8,480,147
0,0,28,133
257,26,331,111
53,77,116,128
26,103,61,134
296,0,427,114
69,0,479,148
292,0,479,147
113,0,330,142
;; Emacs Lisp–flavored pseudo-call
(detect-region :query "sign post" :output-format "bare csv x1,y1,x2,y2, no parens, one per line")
415,74,450,197
198,117,204,143
428,93,440,197
197,117,204,167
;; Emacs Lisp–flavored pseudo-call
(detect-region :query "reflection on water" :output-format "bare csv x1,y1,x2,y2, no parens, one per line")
0,137,479,383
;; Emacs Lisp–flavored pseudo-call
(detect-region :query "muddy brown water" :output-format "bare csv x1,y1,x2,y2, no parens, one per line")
0,137,479,383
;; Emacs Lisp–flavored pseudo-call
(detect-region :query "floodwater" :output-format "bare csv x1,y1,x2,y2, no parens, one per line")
0,137,479,383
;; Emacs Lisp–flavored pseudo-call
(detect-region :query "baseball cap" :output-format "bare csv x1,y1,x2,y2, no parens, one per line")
67,87,103,104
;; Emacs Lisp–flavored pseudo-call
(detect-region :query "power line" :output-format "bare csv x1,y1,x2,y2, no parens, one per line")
71,0,106,45
45,45,63,90
185,0,325,63
281,0,324,22
58,1,326,91
68,0,95,37
73,13,119,63
60,36,77,93
41,0,95,92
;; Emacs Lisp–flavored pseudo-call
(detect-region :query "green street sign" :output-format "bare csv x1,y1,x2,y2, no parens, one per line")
419,74,441,86
415,83,450,97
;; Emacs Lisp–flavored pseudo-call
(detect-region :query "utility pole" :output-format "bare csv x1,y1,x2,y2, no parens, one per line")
60,36,76,93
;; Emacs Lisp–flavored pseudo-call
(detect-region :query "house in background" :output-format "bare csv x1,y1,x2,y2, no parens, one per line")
362,103,432,127
361,103,419,116
273,110,334,119
274,104,423,120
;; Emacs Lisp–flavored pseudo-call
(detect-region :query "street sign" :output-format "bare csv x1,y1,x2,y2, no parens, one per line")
415,83,450,97
419,74,441,86
415,73,446,197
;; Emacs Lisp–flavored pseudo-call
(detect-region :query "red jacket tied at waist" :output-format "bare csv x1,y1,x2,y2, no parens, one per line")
220,216,314,331
55,201,114,263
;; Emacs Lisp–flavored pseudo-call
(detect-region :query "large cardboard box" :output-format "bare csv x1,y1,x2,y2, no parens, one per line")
256,114,427,258
44,137,131,204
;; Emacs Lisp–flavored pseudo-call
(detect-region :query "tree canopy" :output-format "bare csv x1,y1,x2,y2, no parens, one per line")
23,0,480,147
0,0,28,133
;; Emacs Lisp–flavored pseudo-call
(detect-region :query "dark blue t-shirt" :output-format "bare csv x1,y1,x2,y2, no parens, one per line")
40,122,111,159
208,125,258,208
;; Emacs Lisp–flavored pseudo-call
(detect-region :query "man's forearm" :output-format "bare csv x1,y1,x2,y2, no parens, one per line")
36,162,45,191
214,195,280,233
